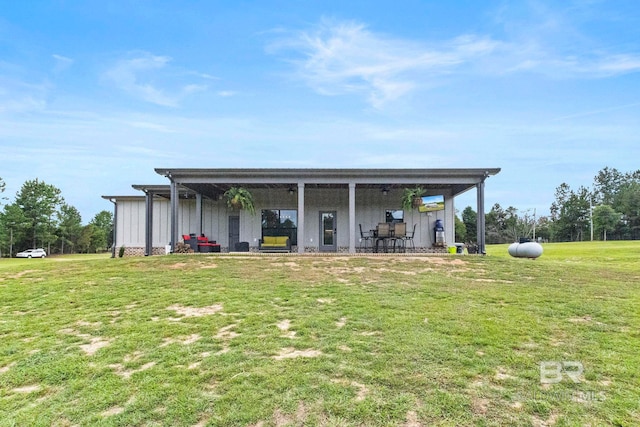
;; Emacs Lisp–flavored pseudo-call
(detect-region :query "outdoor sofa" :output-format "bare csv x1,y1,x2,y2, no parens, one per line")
258,236,291,252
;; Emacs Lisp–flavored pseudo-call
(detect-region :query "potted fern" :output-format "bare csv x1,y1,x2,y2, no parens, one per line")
401,186,426,210
224,187,256,215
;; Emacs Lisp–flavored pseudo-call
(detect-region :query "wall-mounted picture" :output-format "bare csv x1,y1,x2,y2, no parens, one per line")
418,195,445,212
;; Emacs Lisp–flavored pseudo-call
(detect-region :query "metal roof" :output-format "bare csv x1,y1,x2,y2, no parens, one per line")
103,168,500,199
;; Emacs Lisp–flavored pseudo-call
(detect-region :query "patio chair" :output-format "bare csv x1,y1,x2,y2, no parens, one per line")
359,224,372,252
375,223,391,253
392,222,406,253
403,224,417,252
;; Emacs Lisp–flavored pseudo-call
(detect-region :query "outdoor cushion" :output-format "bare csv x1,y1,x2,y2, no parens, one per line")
262,236,288,247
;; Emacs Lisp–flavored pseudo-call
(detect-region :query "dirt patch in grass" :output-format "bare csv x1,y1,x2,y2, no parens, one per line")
276,319,291,331
101,406,125,417
109,361,156,379
336,317,347,328
272,347,322,360
276,319,297,338
6,270,40,279
531,411,559,427
79,337,112,356
567,315,593,323
166,304,223,317
494,367,517,381
214,324,240,354
161,333,201,347
332,379,369,401
59,327,112,356
76,320,102,327
11,384,41,394
472,397,490,415
215,324,240,340
271,401,307,427
0,361,16,373
403,410,423,427
168,262,189,270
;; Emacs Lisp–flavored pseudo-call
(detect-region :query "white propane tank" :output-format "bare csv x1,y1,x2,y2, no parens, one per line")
508,241,543,259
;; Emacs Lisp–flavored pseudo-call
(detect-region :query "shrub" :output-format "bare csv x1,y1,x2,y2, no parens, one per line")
118,246,125,258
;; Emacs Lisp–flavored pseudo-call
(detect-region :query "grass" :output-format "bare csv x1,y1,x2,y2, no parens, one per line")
0,243,639,426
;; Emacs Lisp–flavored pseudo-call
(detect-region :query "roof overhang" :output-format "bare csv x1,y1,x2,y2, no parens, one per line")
153,168,500,198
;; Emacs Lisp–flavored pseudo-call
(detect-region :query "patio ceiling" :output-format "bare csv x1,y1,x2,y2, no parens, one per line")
153,168,501,198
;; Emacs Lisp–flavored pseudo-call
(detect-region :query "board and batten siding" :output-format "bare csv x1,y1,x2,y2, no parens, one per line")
114,186,456,251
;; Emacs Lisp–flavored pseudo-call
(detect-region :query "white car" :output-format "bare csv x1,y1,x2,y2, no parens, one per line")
16,248,47,258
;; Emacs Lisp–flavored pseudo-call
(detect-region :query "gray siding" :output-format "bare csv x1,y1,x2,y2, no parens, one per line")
114,186,457,251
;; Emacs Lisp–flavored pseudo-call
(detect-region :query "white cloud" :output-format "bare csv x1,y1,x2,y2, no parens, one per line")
269,13,640,107
103,53,178,106
102,52,212,107
0,76,48,113
269,19,501,108
217,90,237,97
52,54,74,74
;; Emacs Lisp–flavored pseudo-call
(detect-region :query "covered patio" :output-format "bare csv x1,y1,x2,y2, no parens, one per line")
128,168,500,256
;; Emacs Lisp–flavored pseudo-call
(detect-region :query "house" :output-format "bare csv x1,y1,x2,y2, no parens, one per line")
102,168,500,256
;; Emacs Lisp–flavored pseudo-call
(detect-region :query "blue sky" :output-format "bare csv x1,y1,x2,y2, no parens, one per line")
1,1,639,221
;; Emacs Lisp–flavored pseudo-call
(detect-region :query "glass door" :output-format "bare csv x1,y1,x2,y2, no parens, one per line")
319,211,337,252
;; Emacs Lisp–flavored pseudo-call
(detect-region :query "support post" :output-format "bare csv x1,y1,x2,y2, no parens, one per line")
297,182,305,254
170,178,178,253
196,193,203,236
476,180,486,255
348,182,356,254
109,199,117,258
144,191,154,256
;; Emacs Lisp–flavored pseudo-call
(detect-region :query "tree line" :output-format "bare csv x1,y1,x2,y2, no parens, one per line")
0,177,113,257
455,167,640,244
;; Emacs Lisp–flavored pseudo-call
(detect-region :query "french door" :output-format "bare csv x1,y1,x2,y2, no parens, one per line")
319,211,337,252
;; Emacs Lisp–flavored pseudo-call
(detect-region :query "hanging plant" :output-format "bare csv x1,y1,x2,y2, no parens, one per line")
224,187,256,215
401,186,426,210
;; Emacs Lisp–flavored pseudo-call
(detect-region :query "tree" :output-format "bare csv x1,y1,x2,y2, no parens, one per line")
57,204,83,254
550,184,590,241
0,204,29,257
455,213,466,242
90,210,114,251
461,206,477,242
77,224,96,253
0,176,6,206
615,181,640,239
593,167,624,206
592,205,620,241
14,179,63,249
485,203,520,243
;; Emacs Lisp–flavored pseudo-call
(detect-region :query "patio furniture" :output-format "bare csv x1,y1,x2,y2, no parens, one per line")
359,224,372,252
259,236,291,252
196,235,221,252
403,224,417,252
182,234,198,252
234,241,250,252
392,222,406,252
374,223,392,253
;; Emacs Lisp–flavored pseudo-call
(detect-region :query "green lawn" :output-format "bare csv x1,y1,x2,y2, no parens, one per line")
1,243,639,426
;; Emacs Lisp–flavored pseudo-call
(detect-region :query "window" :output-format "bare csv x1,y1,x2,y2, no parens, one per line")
385,209,404,223
262,209,298,245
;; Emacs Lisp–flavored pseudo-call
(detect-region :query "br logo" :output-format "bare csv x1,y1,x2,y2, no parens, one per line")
540,361,584,384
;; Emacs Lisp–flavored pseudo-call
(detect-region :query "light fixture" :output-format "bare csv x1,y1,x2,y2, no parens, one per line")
382,186,389,196
288,186,295,195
